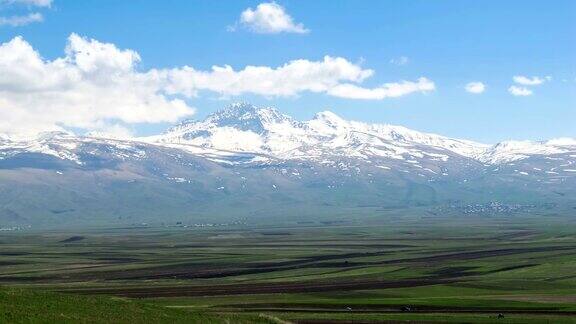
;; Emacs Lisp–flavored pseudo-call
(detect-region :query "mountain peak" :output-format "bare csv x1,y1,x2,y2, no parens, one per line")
204,103,293,133
312,111,347,128
314,111,343,121
158,103,296,140
211,102,259,118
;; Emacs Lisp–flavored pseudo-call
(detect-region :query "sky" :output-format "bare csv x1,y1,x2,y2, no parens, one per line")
0,0,574,143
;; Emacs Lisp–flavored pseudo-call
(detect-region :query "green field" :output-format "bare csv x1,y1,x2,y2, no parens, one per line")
1,213,576,323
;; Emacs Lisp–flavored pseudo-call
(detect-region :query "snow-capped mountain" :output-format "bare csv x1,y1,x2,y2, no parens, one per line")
2,102,574,168
0,103,574,228
477,139,576,164
144,102,485,162
143,102,575,168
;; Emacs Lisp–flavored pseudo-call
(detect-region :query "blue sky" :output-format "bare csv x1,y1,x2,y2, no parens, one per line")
0,0,574,143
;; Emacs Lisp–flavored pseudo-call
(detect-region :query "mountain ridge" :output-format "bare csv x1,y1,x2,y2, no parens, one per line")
141,103,573,165
1,103,575,166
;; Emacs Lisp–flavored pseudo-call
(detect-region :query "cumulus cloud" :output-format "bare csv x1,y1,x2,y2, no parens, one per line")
327,77,435,100
0,34,435,136
235,2,308,34
161,56,374,97
1,0,52,7
0,12,42,26
160,58,433,100
513,75,550,86
465,81,485,94
508,85,533,96
0,34,194,136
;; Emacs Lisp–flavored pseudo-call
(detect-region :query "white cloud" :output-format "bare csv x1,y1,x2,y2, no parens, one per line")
389,56,409,66
0,0,51,27
327,77,435,100
513,75,550,86
0,12,42,26
161,56,374,97
0,0,51,7
236,2,308,34
0,34,435,136
508,85,533,96
465,81,485,94
161,58,433,100
66,33,141,73
0,34,194,136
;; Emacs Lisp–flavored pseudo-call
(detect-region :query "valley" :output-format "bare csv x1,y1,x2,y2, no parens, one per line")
1,215,575,323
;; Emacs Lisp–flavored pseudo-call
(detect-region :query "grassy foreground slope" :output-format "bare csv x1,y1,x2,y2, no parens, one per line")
0,288,270,324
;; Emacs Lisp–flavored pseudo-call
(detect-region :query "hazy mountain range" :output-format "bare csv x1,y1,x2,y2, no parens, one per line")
1,103,574,228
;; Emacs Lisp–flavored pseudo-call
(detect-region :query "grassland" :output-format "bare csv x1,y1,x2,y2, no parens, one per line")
0,288,271,323
1,213,575,323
